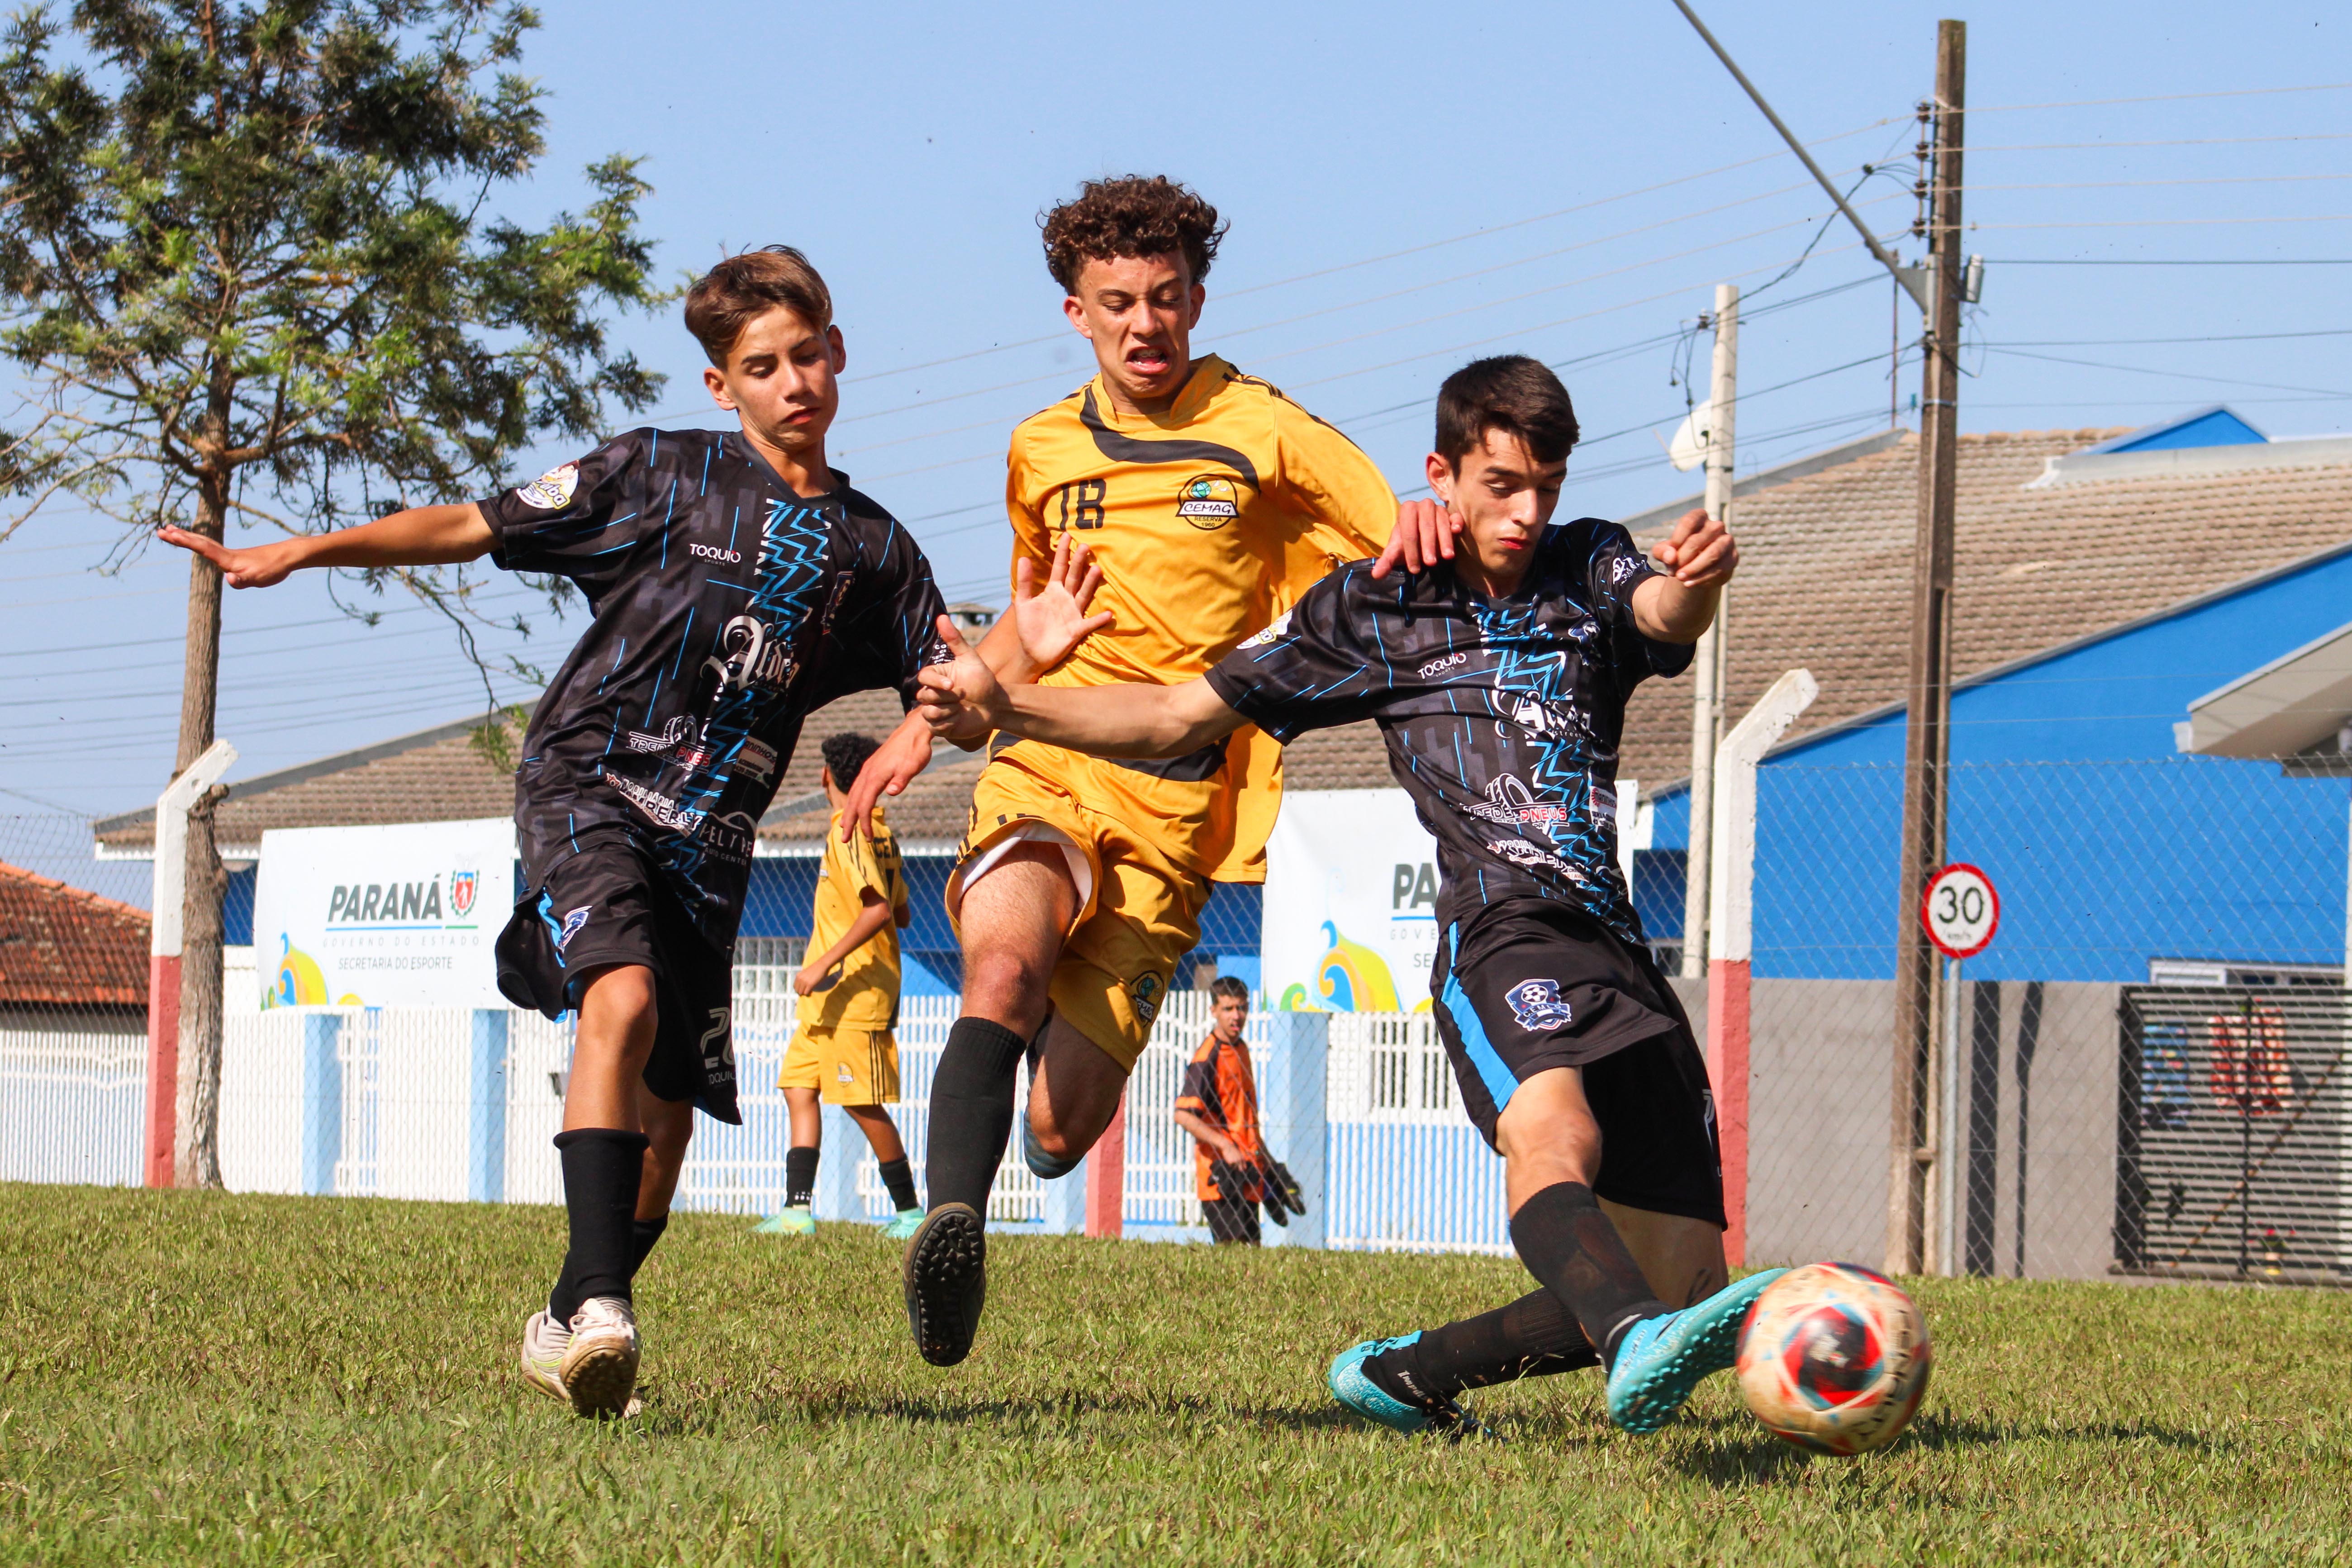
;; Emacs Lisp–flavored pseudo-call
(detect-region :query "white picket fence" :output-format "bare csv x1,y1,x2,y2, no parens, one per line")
0,970,1512,1254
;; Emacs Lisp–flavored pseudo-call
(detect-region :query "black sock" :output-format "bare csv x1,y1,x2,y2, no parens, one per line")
785,1145,819,1209
923,1017,1028,1214
1508,1182,1669,1368
628,1214,668,1280
548,1128,650,1322
878,1156,919,1212
1367,1289,1600,1405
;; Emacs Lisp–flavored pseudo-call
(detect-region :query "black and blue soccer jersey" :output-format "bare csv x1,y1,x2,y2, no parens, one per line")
480,428,950,946
1203,518,1689,943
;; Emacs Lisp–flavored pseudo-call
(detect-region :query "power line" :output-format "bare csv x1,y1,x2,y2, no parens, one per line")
1983,327,2352,347
1997,257,2352,266
770,114,1910,394
1969,132,2352,153
1968,82,2352,113
1973,214,2352,230
1982,346,2349,399
1963,174,2352,193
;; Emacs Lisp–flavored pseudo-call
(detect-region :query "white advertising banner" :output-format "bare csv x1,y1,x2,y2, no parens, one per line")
1263,789,1440,1013
252,819,514,1009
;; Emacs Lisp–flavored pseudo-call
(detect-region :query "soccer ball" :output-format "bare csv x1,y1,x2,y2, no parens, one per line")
1734,1262,1930,1455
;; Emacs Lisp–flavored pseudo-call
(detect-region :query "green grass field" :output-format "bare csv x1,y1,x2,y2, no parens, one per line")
3,1184,2348,1565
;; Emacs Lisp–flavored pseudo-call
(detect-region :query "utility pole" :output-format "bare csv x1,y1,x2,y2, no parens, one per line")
1681,284,1738,979
1886,19,1967,1277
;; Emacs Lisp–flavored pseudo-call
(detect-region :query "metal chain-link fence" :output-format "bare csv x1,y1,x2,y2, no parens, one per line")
1657,758,2352,1284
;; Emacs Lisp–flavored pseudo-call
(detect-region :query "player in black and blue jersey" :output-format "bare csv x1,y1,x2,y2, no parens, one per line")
162,246,1103,1419
909,354,1784,1437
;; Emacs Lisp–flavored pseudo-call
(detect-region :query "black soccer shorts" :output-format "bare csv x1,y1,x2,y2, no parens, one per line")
494,823,741,1124
1430,896,1723,1227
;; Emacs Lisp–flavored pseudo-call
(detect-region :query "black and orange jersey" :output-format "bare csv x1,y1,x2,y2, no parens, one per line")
1002,354,1397,879
1175,1031,1264,1203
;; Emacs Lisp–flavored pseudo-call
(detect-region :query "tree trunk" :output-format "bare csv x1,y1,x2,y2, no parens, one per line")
171,474,229,1189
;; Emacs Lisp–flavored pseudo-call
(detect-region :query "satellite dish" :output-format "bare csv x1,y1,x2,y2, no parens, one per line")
1667,399,1714,472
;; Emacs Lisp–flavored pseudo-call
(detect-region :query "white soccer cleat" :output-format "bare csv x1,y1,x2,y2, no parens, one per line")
559,1296,642,1418
518,1307,572,1404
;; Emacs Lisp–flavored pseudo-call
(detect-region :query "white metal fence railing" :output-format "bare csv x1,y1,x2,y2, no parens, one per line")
0,972,1528,1253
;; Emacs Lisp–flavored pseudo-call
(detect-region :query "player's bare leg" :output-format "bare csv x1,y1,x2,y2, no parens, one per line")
1024,1015,1127,1170
904,843,1079,1366
523,964,656,1417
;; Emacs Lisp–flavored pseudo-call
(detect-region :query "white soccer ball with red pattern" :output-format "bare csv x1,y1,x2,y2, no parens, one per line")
1734,1262,1930,1455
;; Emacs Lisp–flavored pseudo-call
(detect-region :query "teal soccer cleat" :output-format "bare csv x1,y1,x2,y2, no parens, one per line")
1604,1267,1789,1435
880,1206,924,1240
1326,1335,1491,1440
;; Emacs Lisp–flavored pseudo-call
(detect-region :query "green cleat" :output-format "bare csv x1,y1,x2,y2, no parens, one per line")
1604,1268,1788,1434
880,1206,924,1240
752,1205,816,1236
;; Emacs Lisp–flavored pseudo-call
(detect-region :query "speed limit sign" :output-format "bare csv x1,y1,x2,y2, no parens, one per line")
1922,863,2000,960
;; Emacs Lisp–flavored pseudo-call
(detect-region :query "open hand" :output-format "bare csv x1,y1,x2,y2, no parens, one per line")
915,617,1008,746
1012,532,1114,672
157,526,302,589
1648,508,1737,589
840,711,934,841
1368,499,1462,580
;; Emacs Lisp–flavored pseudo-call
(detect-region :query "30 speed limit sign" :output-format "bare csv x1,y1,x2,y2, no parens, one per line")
1922,863,2000,960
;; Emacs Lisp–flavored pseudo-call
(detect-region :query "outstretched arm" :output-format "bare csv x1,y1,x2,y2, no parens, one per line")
158,504,492,589
1633,507,1739,642
916,616,1246,760
838,536,1112,839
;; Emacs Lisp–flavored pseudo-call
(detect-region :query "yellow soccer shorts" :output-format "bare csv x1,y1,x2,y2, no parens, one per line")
946,749,1214,1072
779,1020,901,1106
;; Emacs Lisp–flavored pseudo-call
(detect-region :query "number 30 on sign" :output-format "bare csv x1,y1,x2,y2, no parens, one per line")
1922,863,1999,960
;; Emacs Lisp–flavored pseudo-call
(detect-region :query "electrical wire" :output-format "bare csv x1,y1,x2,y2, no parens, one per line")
1967,82,2352,113
1984,327,2352,347
1972,214,2352,229
1981,347,2349,399
1967,133,2352,153
1997,257,2352,265
1962,174,2352,193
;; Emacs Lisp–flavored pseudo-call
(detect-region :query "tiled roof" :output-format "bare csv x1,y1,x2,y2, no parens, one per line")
1619,428,2352,784
0,860,151,1007
97,426,2352,856
94,712,521,854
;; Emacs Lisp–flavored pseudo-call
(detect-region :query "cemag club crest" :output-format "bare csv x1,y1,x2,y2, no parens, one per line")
1176,474,1240,529
450,870,477,918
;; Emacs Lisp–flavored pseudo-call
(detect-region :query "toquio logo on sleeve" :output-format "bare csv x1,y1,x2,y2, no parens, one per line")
514,462,580,510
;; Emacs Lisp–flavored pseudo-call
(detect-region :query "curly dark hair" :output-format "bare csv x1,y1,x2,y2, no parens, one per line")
821,732,880,790
1040,176,1226,294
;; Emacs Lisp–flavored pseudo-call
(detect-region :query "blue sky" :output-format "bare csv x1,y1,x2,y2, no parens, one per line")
5,0,2350,845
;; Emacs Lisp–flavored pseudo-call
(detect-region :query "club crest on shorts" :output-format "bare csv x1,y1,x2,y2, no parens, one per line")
1130,971,1164,1026
554,905,592,953
513,461,580,510
1505,978,1574,1031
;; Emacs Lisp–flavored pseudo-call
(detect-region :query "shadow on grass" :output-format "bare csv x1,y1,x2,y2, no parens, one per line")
1661,1409,2215,1487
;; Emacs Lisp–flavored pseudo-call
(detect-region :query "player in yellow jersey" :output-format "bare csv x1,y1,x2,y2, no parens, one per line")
756,732,926,1240
846,175,1462,1368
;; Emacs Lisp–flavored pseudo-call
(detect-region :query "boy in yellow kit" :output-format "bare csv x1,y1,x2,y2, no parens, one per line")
844,175,1461,1367
758,732,924,1239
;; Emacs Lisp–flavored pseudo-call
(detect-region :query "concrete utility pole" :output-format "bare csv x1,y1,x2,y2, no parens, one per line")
1681,284,1738,979
1886,19,1967,1277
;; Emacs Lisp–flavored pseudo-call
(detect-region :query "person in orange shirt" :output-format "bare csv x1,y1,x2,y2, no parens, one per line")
1172,976,1266,1246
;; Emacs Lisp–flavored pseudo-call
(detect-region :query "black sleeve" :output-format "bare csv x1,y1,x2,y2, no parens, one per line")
479,434,648,595
806,501,953,712
1202,567,1395,743
1584,519,1695,682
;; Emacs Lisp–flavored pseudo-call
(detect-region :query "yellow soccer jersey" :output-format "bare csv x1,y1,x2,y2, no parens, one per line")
1004,354,1397,878
803,806,909,1030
